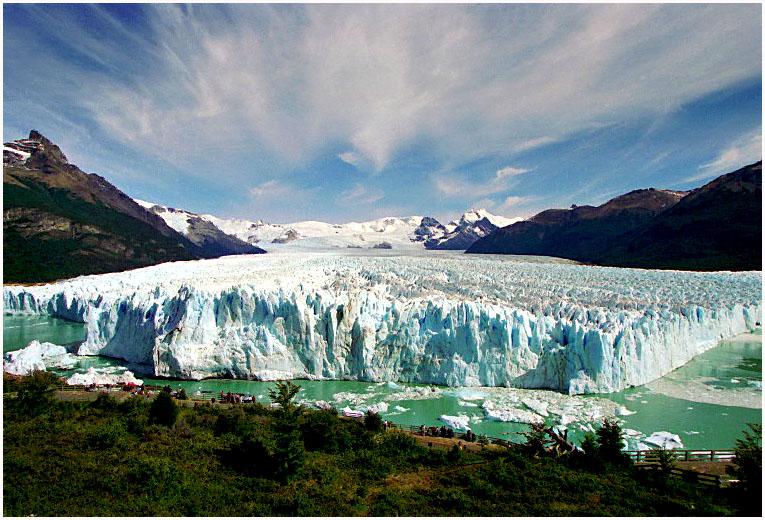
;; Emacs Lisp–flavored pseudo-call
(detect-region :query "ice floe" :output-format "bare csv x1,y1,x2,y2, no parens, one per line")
643,431,684,450
440,414,470,431
66,367,143,386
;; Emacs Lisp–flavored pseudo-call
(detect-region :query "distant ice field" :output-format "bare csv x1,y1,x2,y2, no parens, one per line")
4,251,761,394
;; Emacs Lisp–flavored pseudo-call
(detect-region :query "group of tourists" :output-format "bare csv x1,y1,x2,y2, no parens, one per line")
213,391,255,404
418,425,456,438
417,425,479,442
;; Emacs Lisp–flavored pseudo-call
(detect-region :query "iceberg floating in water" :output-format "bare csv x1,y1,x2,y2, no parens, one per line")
615,406,636,416
66,367,143,386
3,252,760,394
643,431,684,450
3,340,78,375
483,401,545,424
440,414,470,431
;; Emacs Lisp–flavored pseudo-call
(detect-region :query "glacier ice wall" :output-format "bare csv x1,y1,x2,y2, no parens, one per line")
3,252,761,394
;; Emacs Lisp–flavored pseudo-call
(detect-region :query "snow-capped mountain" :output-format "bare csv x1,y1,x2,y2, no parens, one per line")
138,201,521,251
134,200,263,257
425,208,524,250
449,208,521,230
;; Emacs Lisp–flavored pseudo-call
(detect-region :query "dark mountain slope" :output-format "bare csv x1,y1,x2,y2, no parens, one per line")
467,188,686,260
467,161,761,271
597,162,762,270
4,130,264,283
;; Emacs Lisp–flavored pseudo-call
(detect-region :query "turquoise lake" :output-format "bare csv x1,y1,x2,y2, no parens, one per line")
4,314,761,448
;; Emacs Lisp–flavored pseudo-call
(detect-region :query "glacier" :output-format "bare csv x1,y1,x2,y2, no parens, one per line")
3,250,761,394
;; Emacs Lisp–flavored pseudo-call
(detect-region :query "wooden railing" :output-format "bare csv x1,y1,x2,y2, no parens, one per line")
627,449,735,463
635,464,729,489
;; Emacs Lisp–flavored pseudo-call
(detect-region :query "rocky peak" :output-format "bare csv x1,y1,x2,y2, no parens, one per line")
25,129,69,168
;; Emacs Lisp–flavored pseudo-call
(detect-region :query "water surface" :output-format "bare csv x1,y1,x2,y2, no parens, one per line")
4,314,760,448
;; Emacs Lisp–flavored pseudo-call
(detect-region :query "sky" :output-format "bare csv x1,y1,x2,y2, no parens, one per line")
3,3,762,224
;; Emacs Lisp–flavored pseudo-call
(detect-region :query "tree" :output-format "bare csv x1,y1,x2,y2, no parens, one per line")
522,423,549,456
14,370,60,416
581,431,598,456
728,423,762,514
269,380,302,413
647,447,677,487
149,389,179,427
364,410,384,432
268,381,305,481
595,418,629,466
176,388,188,400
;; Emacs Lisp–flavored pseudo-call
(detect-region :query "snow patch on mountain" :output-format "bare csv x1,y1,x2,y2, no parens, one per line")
135,199,193,234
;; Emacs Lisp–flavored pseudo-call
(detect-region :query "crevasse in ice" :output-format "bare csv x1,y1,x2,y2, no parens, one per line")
3,252,761,394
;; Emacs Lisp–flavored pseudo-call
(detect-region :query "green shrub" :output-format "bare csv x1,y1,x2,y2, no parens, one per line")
86,420,128,449
149,391,179,427
128,456,182,497
176,388,188,400
378,430,419,458
300,409,341,452
223,436,275,477
214,407,244,436
90,393,119,412
13,370,60,416
364,410,384,432
447,444,463,464
728,423,762,514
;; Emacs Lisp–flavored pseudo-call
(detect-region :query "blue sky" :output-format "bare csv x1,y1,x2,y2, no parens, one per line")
3,3,761,223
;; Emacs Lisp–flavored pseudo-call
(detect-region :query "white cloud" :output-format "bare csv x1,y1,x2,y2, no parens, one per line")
685,131,762,183
513,136,558,153
500,195,530,209
495,166,530,179
338,150,371,171
336,184,384,206
469,195,536,219
434,173,508,198
249,179,293,199
434,164,530,199
10,4,758,176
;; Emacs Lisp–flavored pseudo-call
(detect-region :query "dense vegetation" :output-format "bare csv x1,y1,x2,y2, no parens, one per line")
3,373,757,516
3,176,200,283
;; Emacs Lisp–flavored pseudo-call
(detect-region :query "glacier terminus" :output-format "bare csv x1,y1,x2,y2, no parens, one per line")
3,250,761,395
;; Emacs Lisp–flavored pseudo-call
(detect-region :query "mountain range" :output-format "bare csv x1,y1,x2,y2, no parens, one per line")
4,130,760,283
139,200,516,252
468,161,762,271
3,131,263,283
